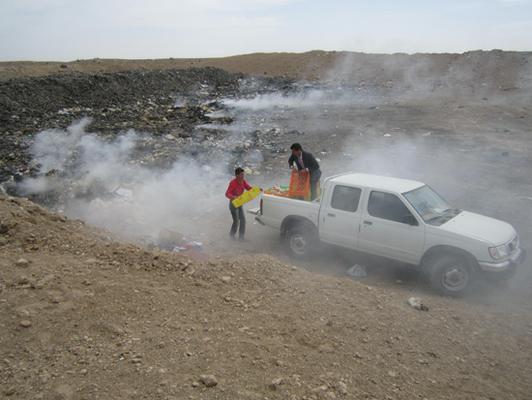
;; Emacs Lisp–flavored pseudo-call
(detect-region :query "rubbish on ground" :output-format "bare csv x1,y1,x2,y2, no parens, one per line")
383,133,392,137
422,131,432,136
173,241,203,253
347,264,367,278
158,229,204,254
407,297,429,311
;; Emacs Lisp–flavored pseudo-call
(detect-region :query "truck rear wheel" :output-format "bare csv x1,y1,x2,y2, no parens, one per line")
427,255,474,296
284,227,316,259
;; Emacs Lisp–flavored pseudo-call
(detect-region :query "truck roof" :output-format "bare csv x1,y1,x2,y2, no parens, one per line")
329,173,425,194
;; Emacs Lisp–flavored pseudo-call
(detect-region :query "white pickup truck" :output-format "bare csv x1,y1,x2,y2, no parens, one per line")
255,173,526,295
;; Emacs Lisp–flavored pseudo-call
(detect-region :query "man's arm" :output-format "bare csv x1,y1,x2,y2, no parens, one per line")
288,154,296,169
225,181,235,199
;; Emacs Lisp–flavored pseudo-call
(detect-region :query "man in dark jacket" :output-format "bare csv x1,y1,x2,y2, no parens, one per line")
288,143,322,200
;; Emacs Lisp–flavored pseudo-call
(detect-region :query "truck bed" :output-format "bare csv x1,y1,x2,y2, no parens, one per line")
257,193,320,230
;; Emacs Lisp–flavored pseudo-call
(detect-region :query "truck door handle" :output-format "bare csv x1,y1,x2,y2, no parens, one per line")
328,213,336,217
363,220,373,225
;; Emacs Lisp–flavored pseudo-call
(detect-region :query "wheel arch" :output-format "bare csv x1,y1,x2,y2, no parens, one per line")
420,245,479,271
280,215,318,237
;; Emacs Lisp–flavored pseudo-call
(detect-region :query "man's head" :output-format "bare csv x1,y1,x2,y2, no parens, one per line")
235,167,245,181
290,143,302,157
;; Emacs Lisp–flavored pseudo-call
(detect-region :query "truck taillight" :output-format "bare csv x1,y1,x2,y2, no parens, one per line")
260,198,263,215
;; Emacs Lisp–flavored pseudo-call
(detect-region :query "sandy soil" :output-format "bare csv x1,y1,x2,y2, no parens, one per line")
1,195,531,399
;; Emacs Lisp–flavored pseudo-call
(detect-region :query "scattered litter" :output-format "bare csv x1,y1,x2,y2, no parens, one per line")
422,131,432,137
157,229,204,255
407,297,429,311
520,196,532,202
383,133,392,138
347,264,367,278
173,241,203,253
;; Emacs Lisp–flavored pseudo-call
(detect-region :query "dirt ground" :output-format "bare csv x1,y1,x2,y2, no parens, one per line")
1,195,531,400
1,50,532,399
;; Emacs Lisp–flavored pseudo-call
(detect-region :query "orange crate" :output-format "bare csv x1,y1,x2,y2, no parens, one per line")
288,170,310,199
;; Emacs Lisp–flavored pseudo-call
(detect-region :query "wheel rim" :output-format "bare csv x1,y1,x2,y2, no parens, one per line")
290,233,307,255
441,263,469,292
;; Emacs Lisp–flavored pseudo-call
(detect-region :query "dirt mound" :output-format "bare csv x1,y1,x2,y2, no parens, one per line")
1,194,531,399
2,50,531,89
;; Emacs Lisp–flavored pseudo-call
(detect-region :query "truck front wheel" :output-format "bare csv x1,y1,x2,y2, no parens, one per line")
427,255,474,296
284,227,316,259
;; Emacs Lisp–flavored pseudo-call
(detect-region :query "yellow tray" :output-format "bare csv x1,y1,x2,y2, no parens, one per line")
232,187,261,208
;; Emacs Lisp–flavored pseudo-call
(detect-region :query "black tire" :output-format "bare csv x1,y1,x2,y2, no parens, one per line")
427,254,474,296
283,226,316,259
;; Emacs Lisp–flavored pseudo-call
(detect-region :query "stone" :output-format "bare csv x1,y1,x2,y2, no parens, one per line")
336,381,348,396
199,374,218,387
15,258,30,267
19,320,32,328
270,377,284,390
17,276,30,285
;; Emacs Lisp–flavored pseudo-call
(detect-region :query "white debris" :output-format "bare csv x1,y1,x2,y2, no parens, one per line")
347,264,367,278
407,297,429,311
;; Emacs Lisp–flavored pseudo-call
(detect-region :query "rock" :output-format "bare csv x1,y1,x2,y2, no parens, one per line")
191,381,200,388
19,319,32,328
199,374,218,387
220,276,232,283
0,223,8,235
336,381,348,396
15,258,30,267
270,377,284,390
131,355,142,364
407,297,429,311
3,387,16,396
17,275,30,285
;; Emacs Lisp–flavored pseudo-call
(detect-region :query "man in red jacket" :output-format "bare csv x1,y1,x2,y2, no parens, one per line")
225,167,253,240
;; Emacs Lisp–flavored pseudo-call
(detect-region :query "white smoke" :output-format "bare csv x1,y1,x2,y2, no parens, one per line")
19,118,237,244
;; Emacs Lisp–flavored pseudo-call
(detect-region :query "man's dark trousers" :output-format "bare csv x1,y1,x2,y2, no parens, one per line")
229,202,246,238
310,169,322,200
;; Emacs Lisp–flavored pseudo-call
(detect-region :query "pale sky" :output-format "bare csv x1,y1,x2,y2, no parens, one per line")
1,0,531,61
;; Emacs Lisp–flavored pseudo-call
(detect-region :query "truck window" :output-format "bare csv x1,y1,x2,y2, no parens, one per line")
331,185,362,212
368,191,415,224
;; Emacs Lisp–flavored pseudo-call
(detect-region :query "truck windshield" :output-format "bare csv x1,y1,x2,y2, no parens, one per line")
403,185,460,225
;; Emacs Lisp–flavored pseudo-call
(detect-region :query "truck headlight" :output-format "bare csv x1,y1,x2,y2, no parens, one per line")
489,244,509,260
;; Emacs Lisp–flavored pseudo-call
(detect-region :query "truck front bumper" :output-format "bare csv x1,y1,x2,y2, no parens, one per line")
478,248,526,272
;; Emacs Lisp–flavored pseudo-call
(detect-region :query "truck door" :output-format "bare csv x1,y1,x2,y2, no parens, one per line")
319,184,362,249
358,191,425,264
